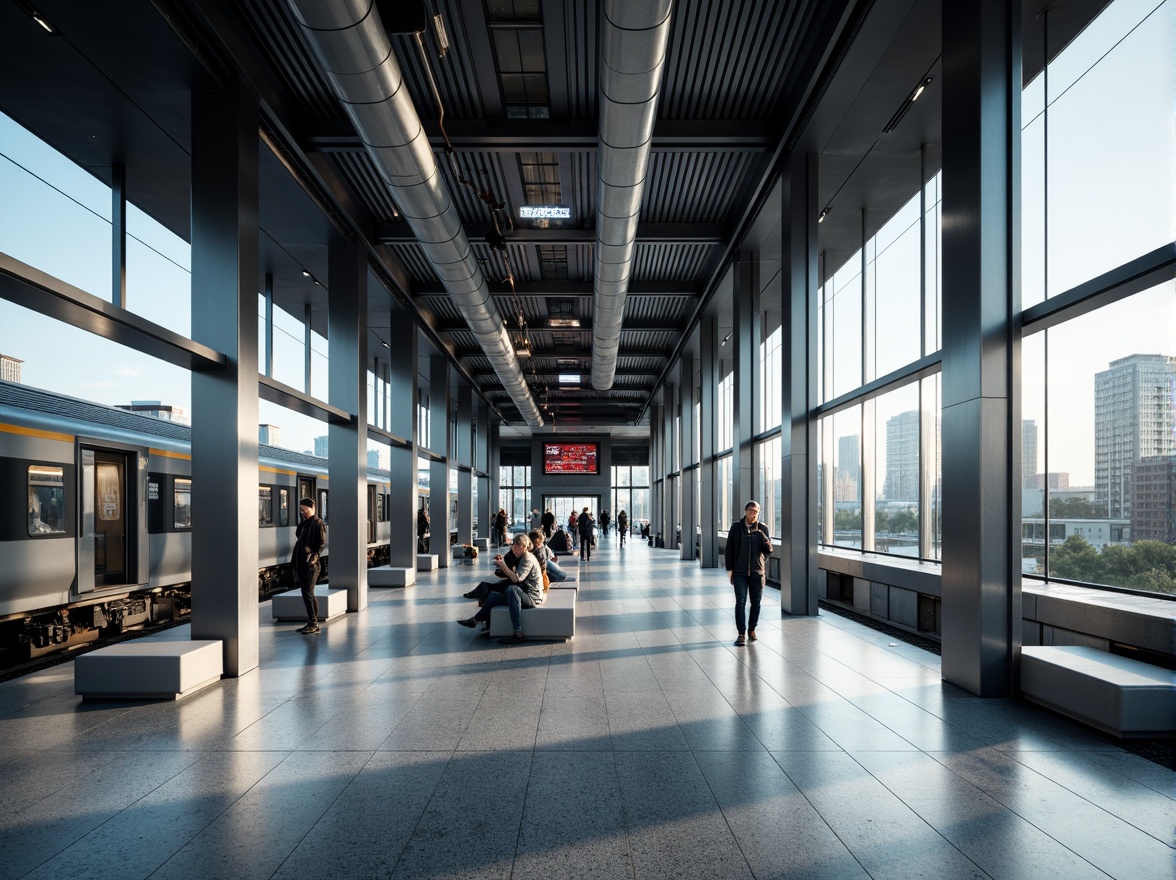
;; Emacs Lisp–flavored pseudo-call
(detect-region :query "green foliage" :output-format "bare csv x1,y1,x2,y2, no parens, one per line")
1050,534,1176,594
1048,496,1106,518
834,509,861,531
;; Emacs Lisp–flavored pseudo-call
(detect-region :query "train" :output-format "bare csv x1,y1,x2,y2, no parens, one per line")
0,380,395,664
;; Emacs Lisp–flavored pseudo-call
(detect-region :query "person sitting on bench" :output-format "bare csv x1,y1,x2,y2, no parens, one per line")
529,529,567,582
458,533,544,644
548,525,571,555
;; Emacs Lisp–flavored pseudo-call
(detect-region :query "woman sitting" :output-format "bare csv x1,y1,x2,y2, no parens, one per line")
458,533,544,644
528,529,567,583
547,526,571,555
463,545,518,603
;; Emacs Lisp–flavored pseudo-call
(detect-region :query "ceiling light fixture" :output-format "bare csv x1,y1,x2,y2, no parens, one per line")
882,76,934,134
301,269,312,277
548,318,581,328
818,207,830,224
720,332,732,347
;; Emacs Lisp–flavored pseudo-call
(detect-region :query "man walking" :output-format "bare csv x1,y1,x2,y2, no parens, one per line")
724,500,772,646
294,497,327,634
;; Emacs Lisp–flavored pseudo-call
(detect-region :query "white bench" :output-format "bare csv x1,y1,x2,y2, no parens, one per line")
417,554,439,571
271,586,348,622
1021,645,1176,737
75,640,223,700
369,565,416,587
488,588,575,641
473,538,490,551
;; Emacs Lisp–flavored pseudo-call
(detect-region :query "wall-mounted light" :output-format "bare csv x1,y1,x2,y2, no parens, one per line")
15,2,61,34
301,268,312,277
720,332,732,347
818,207,831,224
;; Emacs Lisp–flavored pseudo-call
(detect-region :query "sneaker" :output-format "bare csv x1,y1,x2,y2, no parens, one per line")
734,633,746,647
457,617,478,628
748,631,757,641
300,624,320,634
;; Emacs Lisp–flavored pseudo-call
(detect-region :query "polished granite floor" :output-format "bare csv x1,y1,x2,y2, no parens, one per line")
1,538,1172,880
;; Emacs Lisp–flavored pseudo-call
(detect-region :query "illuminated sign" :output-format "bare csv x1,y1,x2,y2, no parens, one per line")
519,205,571,220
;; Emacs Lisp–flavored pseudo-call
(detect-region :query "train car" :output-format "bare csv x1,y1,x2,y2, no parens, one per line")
0,381,391,662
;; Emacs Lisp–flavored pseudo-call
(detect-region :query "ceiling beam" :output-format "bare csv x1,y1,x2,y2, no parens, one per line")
302,119,773,153
470,367,659,379
435,318,683,334
455,344,669,360
414,281,699,298
376,223,723,245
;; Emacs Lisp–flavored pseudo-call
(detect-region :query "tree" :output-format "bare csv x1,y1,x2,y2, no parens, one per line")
889,509,918,534
1048,496,1106,519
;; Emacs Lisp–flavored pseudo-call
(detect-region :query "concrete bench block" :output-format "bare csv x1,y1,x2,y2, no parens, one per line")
75,640,223,700
369,566,415,587
489,588,576,641
417,554,439,571
1021,645,1176,737
473,538,490,551
272,586,348,621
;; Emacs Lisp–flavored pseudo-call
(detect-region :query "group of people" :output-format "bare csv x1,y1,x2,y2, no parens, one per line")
293,492,770,650
456,528,567,644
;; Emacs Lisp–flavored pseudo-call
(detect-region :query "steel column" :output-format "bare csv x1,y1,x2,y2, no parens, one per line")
940,0,1022,696
327,241,368,612
429,355,451,568
679,352,697,560
699,316,719,567
190,79,259,677
733,253,759,510
388,313,418,568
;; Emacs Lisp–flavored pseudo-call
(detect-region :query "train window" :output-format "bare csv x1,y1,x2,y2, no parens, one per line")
27,465,66,536
258,486,273,526
318,488,328,523
96,462,121,521
377,493,386,522
174,479,192,530
279,488,289,527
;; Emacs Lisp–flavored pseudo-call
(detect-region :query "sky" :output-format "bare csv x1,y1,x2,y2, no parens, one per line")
0,0,1172,474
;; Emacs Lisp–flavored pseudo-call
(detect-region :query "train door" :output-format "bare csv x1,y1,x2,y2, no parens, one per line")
298,477,315,507
78,446,144,592
367,484,377,543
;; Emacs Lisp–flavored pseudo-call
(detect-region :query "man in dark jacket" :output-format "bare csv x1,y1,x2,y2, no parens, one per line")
724,500,772,646
541,508,556,538
577,507,595,561
294,497,327,634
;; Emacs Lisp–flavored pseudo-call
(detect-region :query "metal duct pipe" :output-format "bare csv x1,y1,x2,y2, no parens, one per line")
286,0,542,426
591,0,674,391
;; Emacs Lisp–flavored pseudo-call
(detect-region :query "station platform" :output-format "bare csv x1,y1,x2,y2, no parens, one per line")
0,539,1171,880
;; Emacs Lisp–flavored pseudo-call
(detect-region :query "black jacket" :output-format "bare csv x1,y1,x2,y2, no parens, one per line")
724,518,772,577
294,514,326,569
577,512,595,539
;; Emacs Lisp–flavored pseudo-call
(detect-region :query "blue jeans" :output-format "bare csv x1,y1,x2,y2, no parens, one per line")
475,583,535,632
546,559,568,582
732,573,763,634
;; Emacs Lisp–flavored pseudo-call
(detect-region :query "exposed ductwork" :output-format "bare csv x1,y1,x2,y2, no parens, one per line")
286,0,542,426
591,0,674,391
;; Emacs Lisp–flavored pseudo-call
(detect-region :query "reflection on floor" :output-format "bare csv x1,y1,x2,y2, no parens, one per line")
1,538,1172,880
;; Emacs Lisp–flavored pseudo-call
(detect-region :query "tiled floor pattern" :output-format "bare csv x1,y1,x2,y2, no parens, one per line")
0,539,1172,879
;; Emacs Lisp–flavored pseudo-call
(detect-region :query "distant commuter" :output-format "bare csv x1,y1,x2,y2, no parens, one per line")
600,509,610,536
724,500,772,647
417,507,430,553
541,507,556,537
617,509,628,547
293,498,326,634
577,507,595,561
494,508,508,546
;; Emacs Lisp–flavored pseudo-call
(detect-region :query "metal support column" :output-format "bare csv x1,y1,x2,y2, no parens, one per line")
699,316,718,567
663,380,677,549
941,0,1022,696
476,401,491,540
679,353,697,560
327,241,368,612
388,312,418,569
429,355,451,568
650,403,662,542
190,79,259,677
111,162,126,310
457,384,473,545
780,153,820,616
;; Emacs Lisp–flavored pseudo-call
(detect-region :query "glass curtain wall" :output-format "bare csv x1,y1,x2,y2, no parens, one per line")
498,466,531,531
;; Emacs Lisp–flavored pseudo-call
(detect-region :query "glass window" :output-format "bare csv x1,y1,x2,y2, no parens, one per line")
717,371,734,452
27,465,66,535
716,454,733,530
259,486,273,526
757,435,782,537
125,202,191,337
1030,282,1176,594
830,406,862,550
924,172,942,355
759,322,782,431
278,488,289,527
875,382,920,557
174,478,192,530
922,373,942,561
828,251,863,399
317,488,328,524
871,193,922,378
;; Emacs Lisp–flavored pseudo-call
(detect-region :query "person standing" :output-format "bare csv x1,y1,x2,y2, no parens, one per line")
417,506,430,553
568,510,578,550
494,508,508,546
294,497,327,634
617,509,628,547
541,507,556,538
600,509,610,536
724,500,772,646
577,506,595,561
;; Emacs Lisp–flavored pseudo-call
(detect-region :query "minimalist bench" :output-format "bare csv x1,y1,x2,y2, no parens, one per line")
369,565,416,587
474,538,490,551
1021,645,1176,737
488,588,576,641
271,586,347,622
417,554,439,571
75,640,223,700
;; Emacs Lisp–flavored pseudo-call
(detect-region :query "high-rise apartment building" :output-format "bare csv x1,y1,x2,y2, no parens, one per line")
836,434,859,502
314,435,329,458
258,424,282,447
1094,354,1176,518
1131,456,1176,543
884,410,920,502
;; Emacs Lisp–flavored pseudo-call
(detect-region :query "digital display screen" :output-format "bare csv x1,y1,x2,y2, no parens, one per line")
544,443,599,475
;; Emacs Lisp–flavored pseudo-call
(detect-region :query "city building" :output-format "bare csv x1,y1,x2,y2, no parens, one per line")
1094,354,1176,518
258,424,281,447
314,435,329,458
0,352,22,382
835,434,859,502
1132,455,1176,542
1022,419,1038,487
114,400,188,424
884,409,919,502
